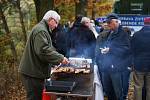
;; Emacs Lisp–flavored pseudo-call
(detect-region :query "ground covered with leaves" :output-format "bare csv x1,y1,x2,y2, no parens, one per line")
0,55,26,100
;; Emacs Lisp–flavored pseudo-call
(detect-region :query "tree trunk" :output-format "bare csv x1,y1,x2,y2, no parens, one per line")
92,0,96,19
34,0,54,22
75,0,87,16
0,3,18,62
16,0,27,45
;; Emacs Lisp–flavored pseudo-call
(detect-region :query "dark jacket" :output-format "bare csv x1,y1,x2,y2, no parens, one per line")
67,24,96,59
52,24,67,56
66,18,82,58
95,26,132,72
18,20,64,79
131,26,150,72
95,29,110,64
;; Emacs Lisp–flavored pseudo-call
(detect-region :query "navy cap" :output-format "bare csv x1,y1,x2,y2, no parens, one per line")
106,13,119,23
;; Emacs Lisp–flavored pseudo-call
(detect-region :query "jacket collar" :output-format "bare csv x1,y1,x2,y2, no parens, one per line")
107,25,122,40
40,19,52,34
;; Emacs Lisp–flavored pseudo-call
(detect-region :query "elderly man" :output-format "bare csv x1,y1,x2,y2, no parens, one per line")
18,10,69,100
131,17,150,100
95,13,132,100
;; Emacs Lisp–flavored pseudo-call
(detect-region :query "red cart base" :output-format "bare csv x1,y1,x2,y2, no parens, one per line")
42,89,56,100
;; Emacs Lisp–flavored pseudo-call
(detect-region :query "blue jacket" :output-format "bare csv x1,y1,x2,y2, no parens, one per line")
95,26,132,72
131,26,150,72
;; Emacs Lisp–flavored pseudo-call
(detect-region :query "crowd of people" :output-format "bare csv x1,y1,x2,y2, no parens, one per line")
19,10,150,100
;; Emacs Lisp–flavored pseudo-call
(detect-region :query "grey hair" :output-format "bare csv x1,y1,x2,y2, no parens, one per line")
43,10,60,23
81,17,90,24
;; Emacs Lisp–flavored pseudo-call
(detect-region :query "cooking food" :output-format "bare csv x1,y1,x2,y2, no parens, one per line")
53,67,75,73
83,69,90,73
75,69,90,74
75,69,85,73
53,66,90,74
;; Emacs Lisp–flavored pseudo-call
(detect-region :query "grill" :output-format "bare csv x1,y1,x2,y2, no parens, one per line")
45,80,76,92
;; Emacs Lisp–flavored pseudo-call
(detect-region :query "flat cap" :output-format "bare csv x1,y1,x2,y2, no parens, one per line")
106,13,119,23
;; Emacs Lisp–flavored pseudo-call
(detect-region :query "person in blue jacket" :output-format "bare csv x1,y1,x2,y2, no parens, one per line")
95,13,132,100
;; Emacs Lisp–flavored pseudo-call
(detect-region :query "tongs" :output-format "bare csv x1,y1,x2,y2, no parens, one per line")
54,64,62,70
55,63,77,69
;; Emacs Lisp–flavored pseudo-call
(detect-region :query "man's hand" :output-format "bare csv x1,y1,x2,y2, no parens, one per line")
100,47,110,54
61,57,69,64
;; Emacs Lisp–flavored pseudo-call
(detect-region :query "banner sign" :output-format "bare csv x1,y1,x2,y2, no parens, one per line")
118,15,150,26
96,14,150,26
